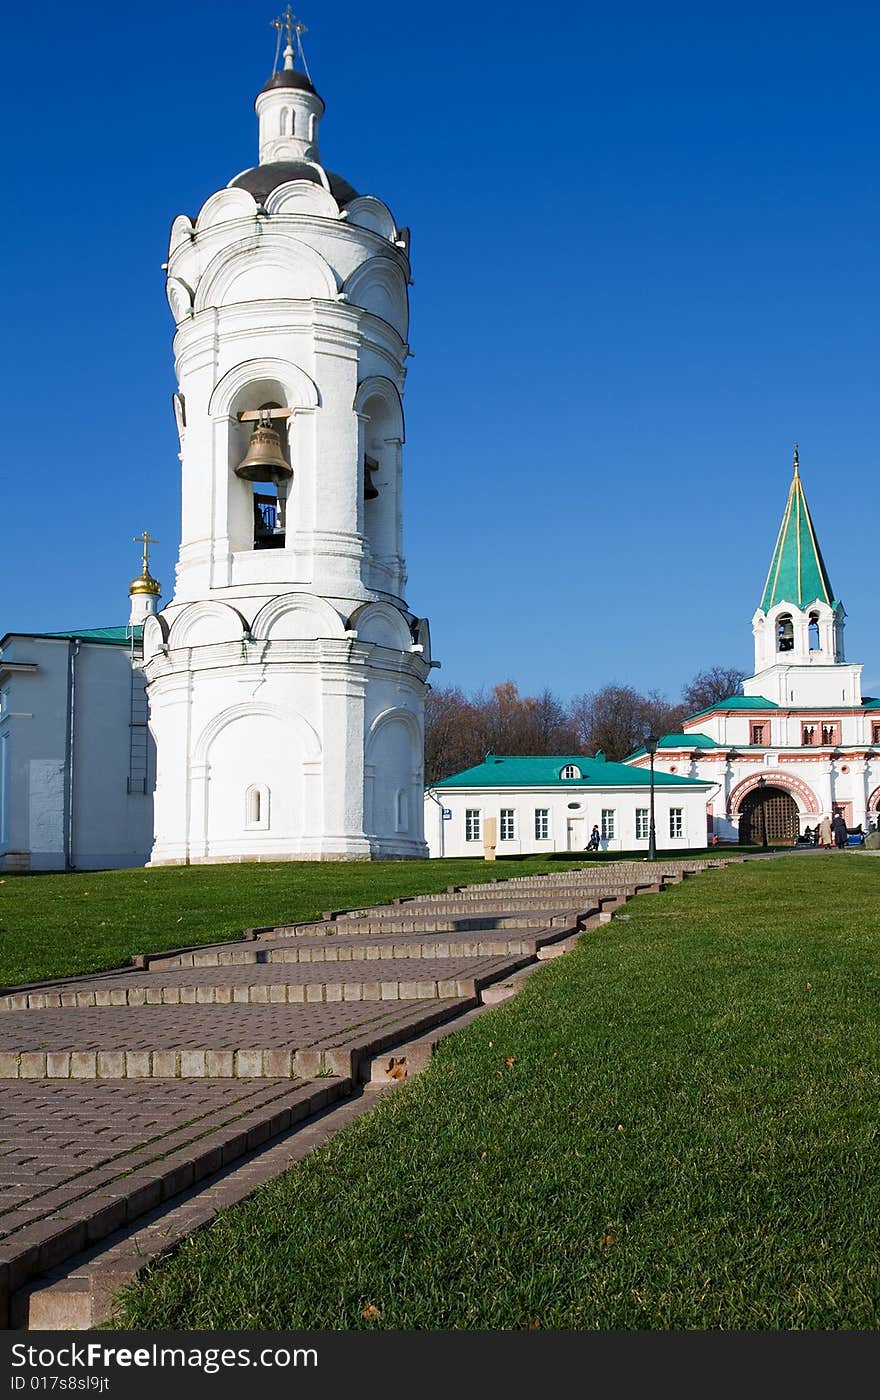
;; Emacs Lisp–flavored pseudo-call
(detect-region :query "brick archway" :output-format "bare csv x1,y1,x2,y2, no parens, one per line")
728,770,820,817
869,785,880,812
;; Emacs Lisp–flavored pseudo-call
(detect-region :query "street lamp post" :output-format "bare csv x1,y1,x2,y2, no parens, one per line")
757,775,768,850
645,734,658,861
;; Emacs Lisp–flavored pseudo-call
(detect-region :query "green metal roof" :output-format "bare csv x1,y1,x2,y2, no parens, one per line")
432,755,711,791
759,452,835,612
627,732,720,760
39,627,143,646
687,694,777,721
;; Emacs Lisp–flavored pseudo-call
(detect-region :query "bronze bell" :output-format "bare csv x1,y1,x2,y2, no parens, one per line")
364,453,379,500
235,416,292,483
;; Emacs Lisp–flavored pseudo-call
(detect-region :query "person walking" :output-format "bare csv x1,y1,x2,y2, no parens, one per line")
818,814,833,848
586,824,600,851
832,812,849,849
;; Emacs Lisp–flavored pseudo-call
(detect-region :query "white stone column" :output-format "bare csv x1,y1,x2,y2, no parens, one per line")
316,653,370,857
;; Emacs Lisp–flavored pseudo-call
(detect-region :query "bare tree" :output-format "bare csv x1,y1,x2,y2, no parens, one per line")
682,666,746,714
423,686,487,785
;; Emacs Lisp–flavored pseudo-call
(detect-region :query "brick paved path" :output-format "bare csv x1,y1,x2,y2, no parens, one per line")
0,857,735,1325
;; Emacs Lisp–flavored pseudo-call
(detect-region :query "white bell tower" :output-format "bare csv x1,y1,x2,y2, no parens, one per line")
143,12,434,863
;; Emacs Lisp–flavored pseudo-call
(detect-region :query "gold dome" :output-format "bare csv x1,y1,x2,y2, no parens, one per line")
129,570,161,597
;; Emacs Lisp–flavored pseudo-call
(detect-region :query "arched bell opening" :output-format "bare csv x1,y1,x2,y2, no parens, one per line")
357,387,402,592
808,611,821,652
776,613,794,653
227,382,293,552
738,785,799,845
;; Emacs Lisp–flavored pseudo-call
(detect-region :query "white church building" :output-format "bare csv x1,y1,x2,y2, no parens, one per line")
626,450,880,843
0,545,161,872
141,17,435,864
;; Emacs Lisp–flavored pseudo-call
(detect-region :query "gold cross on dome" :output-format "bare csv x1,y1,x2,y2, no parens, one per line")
134,530,159,574
272,5,298,47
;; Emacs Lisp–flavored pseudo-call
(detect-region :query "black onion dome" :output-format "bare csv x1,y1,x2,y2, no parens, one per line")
260,69,322,100
231,162,359,208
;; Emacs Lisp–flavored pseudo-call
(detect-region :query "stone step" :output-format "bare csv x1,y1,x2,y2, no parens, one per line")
327,909,585,936
381,878,670,904
327,888,645,917
0,1076,352,1329
2,956,527,1011
146,925,575,969
0,997,475,1083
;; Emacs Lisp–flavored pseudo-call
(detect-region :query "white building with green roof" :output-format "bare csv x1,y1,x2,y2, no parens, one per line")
626,450,880,844
424,755,714,858
0,553,161,871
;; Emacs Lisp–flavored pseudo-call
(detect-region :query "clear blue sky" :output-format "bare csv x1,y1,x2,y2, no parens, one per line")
1,0,877,701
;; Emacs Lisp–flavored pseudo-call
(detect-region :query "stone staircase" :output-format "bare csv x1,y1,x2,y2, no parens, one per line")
0,855,738,1328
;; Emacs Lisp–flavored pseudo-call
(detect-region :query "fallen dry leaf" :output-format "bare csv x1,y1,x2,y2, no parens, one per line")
362,1303,380,1320
504,1056,515,1068
601,1233,617,1247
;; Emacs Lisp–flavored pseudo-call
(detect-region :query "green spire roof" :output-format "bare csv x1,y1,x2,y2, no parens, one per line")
760,447,835,612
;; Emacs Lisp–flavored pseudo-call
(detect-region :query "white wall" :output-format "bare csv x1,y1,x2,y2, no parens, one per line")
424,786,711,859
0,637,154,872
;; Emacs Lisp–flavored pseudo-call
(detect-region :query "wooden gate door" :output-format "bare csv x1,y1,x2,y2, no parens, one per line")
739,786,799,844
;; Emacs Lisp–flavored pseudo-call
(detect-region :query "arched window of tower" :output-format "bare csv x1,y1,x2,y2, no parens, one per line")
809,612,821,651
777,614,794,652
230,395,293,552
358,388,402,592
280,108,288,135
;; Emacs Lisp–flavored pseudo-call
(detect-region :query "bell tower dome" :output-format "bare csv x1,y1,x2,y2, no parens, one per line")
142,13,434,864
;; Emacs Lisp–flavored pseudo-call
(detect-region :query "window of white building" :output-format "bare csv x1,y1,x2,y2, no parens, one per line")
245,784,270,831
669,808,683,839
465,809,481,842
534,809,549,840
500,809,516,841
560,765,581,779
635,808,649,840
601,809,615,840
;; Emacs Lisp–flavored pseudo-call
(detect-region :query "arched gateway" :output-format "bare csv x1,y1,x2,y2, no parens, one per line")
738,785,800,845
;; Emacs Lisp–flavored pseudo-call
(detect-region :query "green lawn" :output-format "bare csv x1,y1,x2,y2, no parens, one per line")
0,855,610,987
111,854,880,1330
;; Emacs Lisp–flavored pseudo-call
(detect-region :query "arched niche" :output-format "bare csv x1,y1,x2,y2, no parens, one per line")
166,277,194,324
168,214,194,256
210,360,320,555
343,257,409,339
344,197,397,240
167,601,248,649
251,593,346,642
194,703,320,844
194,233,338,312
142,613,169,663
348,601,412,650
355,377,404,589
265,180,340,218
364,708,423,840
195,187,258,231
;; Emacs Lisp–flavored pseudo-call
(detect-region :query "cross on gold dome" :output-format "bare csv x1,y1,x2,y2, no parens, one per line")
134,530,159,575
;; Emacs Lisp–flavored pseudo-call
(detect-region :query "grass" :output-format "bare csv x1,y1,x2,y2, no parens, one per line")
0,846,771,988
111,854,880,1330
0,855,609,987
